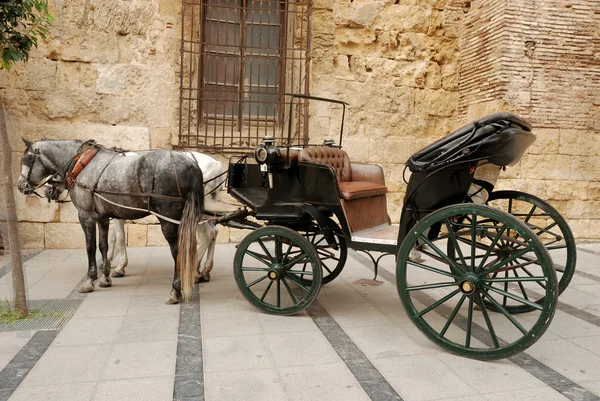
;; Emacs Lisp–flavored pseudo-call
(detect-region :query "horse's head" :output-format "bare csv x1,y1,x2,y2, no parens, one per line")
18,138,54,195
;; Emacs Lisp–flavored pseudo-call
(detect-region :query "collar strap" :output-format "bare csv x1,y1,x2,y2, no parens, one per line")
67,146,99,190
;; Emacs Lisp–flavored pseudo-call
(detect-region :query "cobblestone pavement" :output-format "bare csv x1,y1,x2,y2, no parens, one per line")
1,243,600,401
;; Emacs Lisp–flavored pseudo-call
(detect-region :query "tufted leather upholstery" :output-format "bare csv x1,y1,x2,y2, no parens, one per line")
299,147,352,183
339,181,388,200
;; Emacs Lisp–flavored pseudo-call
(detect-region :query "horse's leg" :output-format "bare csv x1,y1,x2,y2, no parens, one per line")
196,223,217,283
98,218,112,288
161,221,181,304
194,223,210,284
78,215,98,293
111,219,129,278
107,221,117,264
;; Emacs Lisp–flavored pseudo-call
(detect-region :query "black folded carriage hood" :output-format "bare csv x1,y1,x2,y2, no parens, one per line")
407,112,535,173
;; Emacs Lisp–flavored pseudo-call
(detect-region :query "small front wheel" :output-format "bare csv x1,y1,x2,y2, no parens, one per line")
397,204,558,360
234,226,323,315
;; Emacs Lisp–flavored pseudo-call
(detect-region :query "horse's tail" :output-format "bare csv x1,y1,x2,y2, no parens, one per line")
177,166,204,301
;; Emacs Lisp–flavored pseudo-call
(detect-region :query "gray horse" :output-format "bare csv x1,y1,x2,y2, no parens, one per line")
17,139,203,304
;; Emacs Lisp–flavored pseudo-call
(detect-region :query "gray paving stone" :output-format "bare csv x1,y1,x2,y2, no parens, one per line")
279,362,371,401
263,330,340,367
19,344,112,386
205,369,288,401
92,376,174,401
483,387,570,401
8,382,96,401
0,331,34,350
114,313,178,343
256,311,318,334
53,317,124,346
101,341,177,380
173,374,204,400
71,296,132,319
201,309,261,338
203,334,274,373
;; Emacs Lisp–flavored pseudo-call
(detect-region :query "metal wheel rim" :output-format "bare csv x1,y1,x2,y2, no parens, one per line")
234,226,323,315
397,204,558,360
296,221,347,286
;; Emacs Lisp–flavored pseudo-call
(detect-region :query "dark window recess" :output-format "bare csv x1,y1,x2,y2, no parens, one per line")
179,0,312,150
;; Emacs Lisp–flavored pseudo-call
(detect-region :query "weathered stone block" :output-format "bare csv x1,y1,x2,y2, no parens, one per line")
45,223,86,249
559,129,600,156
42,92,81,120
127,224,148,247
147,224,168,246
1,59,57,91
229,228,247,243
56,62,98,91
415,89,458,117
519,155,571,181
19,223,45,249
568,219,590,239
59,202,80,223
528,128,559,155
425,62,442,89
342,138,370,164
566,200,600,219
546,181,587,201
216,226,230,244
588,183,600,200
589,220,600,239
16,195,60,223
335,28,377,45
150,128,174,150
369,138,428,164
46,27,119,64
571,156,600,182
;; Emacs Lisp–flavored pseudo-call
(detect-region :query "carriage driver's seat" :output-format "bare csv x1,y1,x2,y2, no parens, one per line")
299,147,389,233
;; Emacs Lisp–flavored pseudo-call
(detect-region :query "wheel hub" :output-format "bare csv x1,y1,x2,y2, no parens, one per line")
459,273,479,295
268,264,284,280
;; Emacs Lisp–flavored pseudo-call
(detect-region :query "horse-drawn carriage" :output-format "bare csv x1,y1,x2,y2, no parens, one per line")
18,94,575,361
221,95,576,360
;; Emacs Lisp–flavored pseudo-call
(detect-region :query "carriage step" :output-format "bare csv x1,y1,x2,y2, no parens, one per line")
351,224,399,245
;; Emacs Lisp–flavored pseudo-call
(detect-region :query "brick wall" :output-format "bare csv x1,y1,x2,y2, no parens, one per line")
460,0,600,239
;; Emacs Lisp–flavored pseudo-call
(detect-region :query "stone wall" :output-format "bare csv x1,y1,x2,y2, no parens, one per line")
0,0,184,248
460,0,600,239
1,0,599,248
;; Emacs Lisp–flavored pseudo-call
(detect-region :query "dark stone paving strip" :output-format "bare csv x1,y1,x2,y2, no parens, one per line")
306,300,403,401
0,330,58,401
173,288,203,401
350,251,600,401
577,247,600,256
0,250,42,279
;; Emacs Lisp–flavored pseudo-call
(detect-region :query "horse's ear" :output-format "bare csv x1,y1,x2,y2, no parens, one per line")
22,138,33,149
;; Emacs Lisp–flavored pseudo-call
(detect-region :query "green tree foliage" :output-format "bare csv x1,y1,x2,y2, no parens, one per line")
0,0,53,70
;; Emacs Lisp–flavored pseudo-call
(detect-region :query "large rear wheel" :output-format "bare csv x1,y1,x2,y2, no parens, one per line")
397,204,558,360
486,190,576,313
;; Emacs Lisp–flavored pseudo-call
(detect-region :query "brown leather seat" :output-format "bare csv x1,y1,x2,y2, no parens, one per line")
299,146,389,232
339,181,388,200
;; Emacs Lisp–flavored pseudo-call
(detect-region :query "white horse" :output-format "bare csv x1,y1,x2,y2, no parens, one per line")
106,152,230,283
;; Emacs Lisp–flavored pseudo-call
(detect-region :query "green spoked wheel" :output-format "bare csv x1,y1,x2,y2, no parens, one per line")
234,226,323,315
487,190,576,313
397,204,558,360
296,219,347,286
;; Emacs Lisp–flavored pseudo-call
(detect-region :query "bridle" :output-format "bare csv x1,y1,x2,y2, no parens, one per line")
20,145,73,200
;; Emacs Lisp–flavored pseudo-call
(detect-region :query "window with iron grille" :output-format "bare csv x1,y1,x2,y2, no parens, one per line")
179,0,312,151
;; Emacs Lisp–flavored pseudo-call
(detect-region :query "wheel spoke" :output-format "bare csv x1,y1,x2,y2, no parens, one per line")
282,278,298,304
415,289,461,318
477,292,500,349
285,274,311,293
417,234,463,274
483,284,544,311
477,224,507,272
283,251,309,269
439,294,466,338
465,295,474,348
480,246,533,276
503,271,509,307
257,239,274,263
246,274,269,288
521,267,547,290
406,282,459,291
245,250,273,267
276,279,281,307
286,270,314,276
445,218,466,267
260,280,274,302
283,240,295,262
481,290,528,335
524,205,537,223
313,236,326,247
274,236,283,261
484,276,546,283
513,269,529,301
470,215,477,271
241,266,270,272
407,260,462,279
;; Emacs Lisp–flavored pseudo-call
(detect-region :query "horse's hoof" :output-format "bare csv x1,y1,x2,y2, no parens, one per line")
79,283,95,293
111,270,125,278
164,294,180,305
194,275,210,284
99,276,112,288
